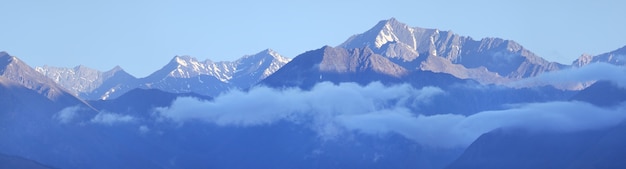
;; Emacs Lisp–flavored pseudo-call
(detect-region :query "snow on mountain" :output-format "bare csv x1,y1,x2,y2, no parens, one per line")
150,49,289,83
95,49,290,99
0,52,77,102
230,49,291,88
340,18,566,83
260,45,471,89
0,51,99,118
573,45,626,67
35,65,137,99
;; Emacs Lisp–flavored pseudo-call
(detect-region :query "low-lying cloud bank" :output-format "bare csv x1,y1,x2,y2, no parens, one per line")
156,82,626,148
514,62,626,88
90,111,136,125
340,101,626,148
54,105,82,124
54,106,137,125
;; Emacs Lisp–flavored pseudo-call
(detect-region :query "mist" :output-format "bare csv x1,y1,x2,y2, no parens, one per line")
157,81,626,148
515,62,626,88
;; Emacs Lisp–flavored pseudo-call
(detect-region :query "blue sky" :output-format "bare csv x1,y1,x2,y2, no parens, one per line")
1,0,625,77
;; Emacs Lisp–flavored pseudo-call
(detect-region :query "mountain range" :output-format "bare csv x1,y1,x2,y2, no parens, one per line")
36,18,622,101
339,18,566,82
1,18,626,169
35,49,290,100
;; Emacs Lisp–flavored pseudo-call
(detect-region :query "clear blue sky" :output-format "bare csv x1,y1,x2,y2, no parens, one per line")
2,0,625,77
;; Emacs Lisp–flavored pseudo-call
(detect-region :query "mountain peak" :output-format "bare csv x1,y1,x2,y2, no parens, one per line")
73,65,94,71
257,48,280,57
0,53,79,101
0,52,14,71
239,49,290,64
262,48,277,54
264,49,289,62
338,18,565,82
0,51,11,59
573,45,626,67
0,52,27,74
172,55,195,66
381,17,401,26
233,49,291,84
0,51,15,64
340,18,436,51
110,65,124,72
104,65,132,76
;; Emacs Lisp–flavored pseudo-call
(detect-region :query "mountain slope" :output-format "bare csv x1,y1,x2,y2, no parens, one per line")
0,153,59,169
261,46,406,88
89,88,212,117
1,52,67,100
573,45,626,67
445,128,612,169
229,49,291,88
144,49,289,87
94,49,290,99
0,53,98,123
0,52,90,106
260,45,470,89
446,121,626,169
36,65,138,100
571,81,626,107
446,83,626,169
339,18,565,83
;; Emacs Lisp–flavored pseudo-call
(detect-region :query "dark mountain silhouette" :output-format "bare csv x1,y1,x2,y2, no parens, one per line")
89,88,212,117
0,153,59,169
571,81,626,107
446,122,626,169
446,81,626,169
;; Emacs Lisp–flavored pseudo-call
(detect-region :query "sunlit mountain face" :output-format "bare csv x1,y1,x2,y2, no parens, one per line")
1,19,626,169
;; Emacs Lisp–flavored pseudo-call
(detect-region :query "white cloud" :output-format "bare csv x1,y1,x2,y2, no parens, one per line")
338,101,626,148
139,125,150,133
157,82,442,126
514,62,626,88
156,81,626,148
90,111,136,125
54,105,82,124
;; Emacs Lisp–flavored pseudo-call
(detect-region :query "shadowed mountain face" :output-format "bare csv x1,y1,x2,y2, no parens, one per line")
88,88,212,117
340,18,565,83
571,81,626,107
0,69,100,169
0,52,89,106
1,52,68,101
446,82,626,169
261,46,469,89
0,153,58,169
446,122,626,169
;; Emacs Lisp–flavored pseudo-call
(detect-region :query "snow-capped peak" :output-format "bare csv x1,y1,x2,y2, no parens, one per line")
154,49,291,85
339,18,434,52
374,21,400,48
174,55,195,67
